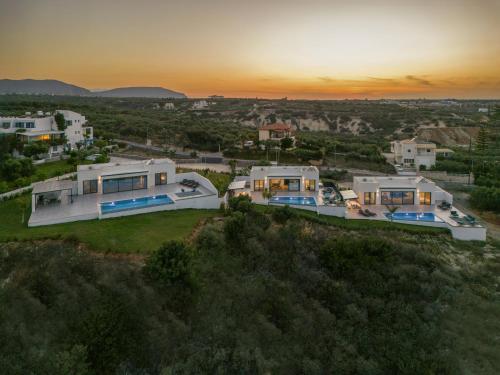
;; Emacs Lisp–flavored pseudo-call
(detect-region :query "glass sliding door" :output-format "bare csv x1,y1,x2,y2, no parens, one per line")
419,192,431,205
269,178,300,192
103,175,147,194
364,192,376,205
381,191,415,205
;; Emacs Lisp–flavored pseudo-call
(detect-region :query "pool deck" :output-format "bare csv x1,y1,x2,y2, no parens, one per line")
28,182,216,227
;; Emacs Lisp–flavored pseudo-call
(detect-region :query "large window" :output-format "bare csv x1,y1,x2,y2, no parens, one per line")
305,179,316,191
419,192,432,205
364,192,376,205
254,179,264,191
2,122,10,129
102,175,147,194
381,191,414,205
15,122,25,129
155,172,167,185
83,179,98,194
269,178,300,191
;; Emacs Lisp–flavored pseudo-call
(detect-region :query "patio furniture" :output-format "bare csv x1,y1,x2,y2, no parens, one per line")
358,209,369,217
465,215,476,225
438,201,451,210
364,209,377,217
450,210,459,218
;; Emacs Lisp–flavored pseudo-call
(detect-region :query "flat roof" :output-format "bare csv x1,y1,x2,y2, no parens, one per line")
32,180,76,194
340,190,358,200
354,175,432,188
77,158,174,172
251,165,318,175
228,180,247,190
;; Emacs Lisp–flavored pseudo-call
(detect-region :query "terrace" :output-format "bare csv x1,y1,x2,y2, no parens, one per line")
28,173,218,227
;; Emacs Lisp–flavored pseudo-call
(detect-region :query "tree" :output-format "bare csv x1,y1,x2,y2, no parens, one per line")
54,112,66,131
144,241,193,287
228,159,237,175
262,188,274,205
386,205,399,222
23,141,49,158
280,137,294,150
475,126,489,153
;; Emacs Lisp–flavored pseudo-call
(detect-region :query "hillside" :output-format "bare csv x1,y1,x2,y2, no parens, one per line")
0,79,186,99
0,79,90,96
94,86,186,98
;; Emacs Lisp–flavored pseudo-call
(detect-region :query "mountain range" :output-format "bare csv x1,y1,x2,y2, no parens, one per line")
0,79,187,98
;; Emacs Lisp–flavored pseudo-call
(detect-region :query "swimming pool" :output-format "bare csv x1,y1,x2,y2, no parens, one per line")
384,212,443,223
269,196,317,206
100,194,174,214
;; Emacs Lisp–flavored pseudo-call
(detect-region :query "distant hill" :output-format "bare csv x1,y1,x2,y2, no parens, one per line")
94,87,186,98
0,79,90,96
0,79,187,98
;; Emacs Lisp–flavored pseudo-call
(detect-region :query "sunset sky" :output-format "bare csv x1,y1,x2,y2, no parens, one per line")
1,0,500,99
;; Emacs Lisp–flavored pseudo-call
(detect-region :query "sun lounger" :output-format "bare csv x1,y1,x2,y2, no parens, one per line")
358,209,369,217
364,209,376,217
450,210,459,218
465,215,476,225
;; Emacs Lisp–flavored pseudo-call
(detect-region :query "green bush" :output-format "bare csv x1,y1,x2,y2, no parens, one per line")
470,186,500,212
272,205,297,224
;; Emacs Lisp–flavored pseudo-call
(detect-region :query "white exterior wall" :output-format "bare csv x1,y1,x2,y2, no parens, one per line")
391,139,436,169
1,110,93,151
249,166,319,192
0,116,53,134
77,159,176,195
353,176,450,205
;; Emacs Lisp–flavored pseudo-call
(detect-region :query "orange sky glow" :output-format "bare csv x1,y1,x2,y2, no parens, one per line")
1,0,500,99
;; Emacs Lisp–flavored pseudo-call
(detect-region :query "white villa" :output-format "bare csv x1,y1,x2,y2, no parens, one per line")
250,165,319,193
227,165,486,241
192,100,209,110
390,137,436,170
0,110,93,157
352,176,452,206
29,158,220,227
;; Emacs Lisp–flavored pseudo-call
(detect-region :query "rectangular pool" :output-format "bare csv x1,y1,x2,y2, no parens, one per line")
269,196,317,206
384,212,443,223
100,194,174,214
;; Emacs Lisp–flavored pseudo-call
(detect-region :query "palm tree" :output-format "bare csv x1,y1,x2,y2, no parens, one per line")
386,205,399,222
262,188,274,205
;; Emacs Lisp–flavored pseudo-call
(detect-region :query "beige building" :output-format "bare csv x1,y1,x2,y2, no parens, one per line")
390,137,436,170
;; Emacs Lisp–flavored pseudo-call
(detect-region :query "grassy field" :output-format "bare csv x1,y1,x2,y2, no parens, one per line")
0,194,217,254
34,159,75,178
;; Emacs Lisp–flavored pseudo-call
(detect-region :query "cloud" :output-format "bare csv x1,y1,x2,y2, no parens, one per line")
405,75,433,86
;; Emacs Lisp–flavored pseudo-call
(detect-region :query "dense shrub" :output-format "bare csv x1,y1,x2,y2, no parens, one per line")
470,186,500,212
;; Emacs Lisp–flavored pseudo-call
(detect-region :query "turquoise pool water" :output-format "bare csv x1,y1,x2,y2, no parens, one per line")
385,212,443,223
100,194,173,214
269,196,317,206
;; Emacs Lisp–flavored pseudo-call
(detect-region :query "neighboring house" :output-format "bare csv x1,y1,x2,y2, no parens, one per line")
352,175,452,206
249,165,319,192
164,102,175,110
436,148,455,158
258,123,295,145
390,137,436,169
192,100,208,110
0,110,93,157
478,108,489,113
29,158,220,226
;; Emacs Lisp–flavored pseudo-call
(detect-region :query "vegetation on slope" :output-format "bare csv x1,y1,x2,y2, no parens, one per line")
2,200,498,374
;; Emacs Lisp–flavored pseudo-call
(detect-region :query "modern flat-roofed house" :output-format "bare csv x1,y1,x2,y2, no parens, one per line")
0,110,93,157
352,176,452,206
29,158,220,226
250,165,319,193
258,123,295,145
390,137,436,170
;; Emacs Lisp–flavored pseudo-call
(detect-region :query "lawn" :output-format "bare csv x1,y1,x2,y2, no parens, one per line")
0,194,217,254
34,159,75,178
